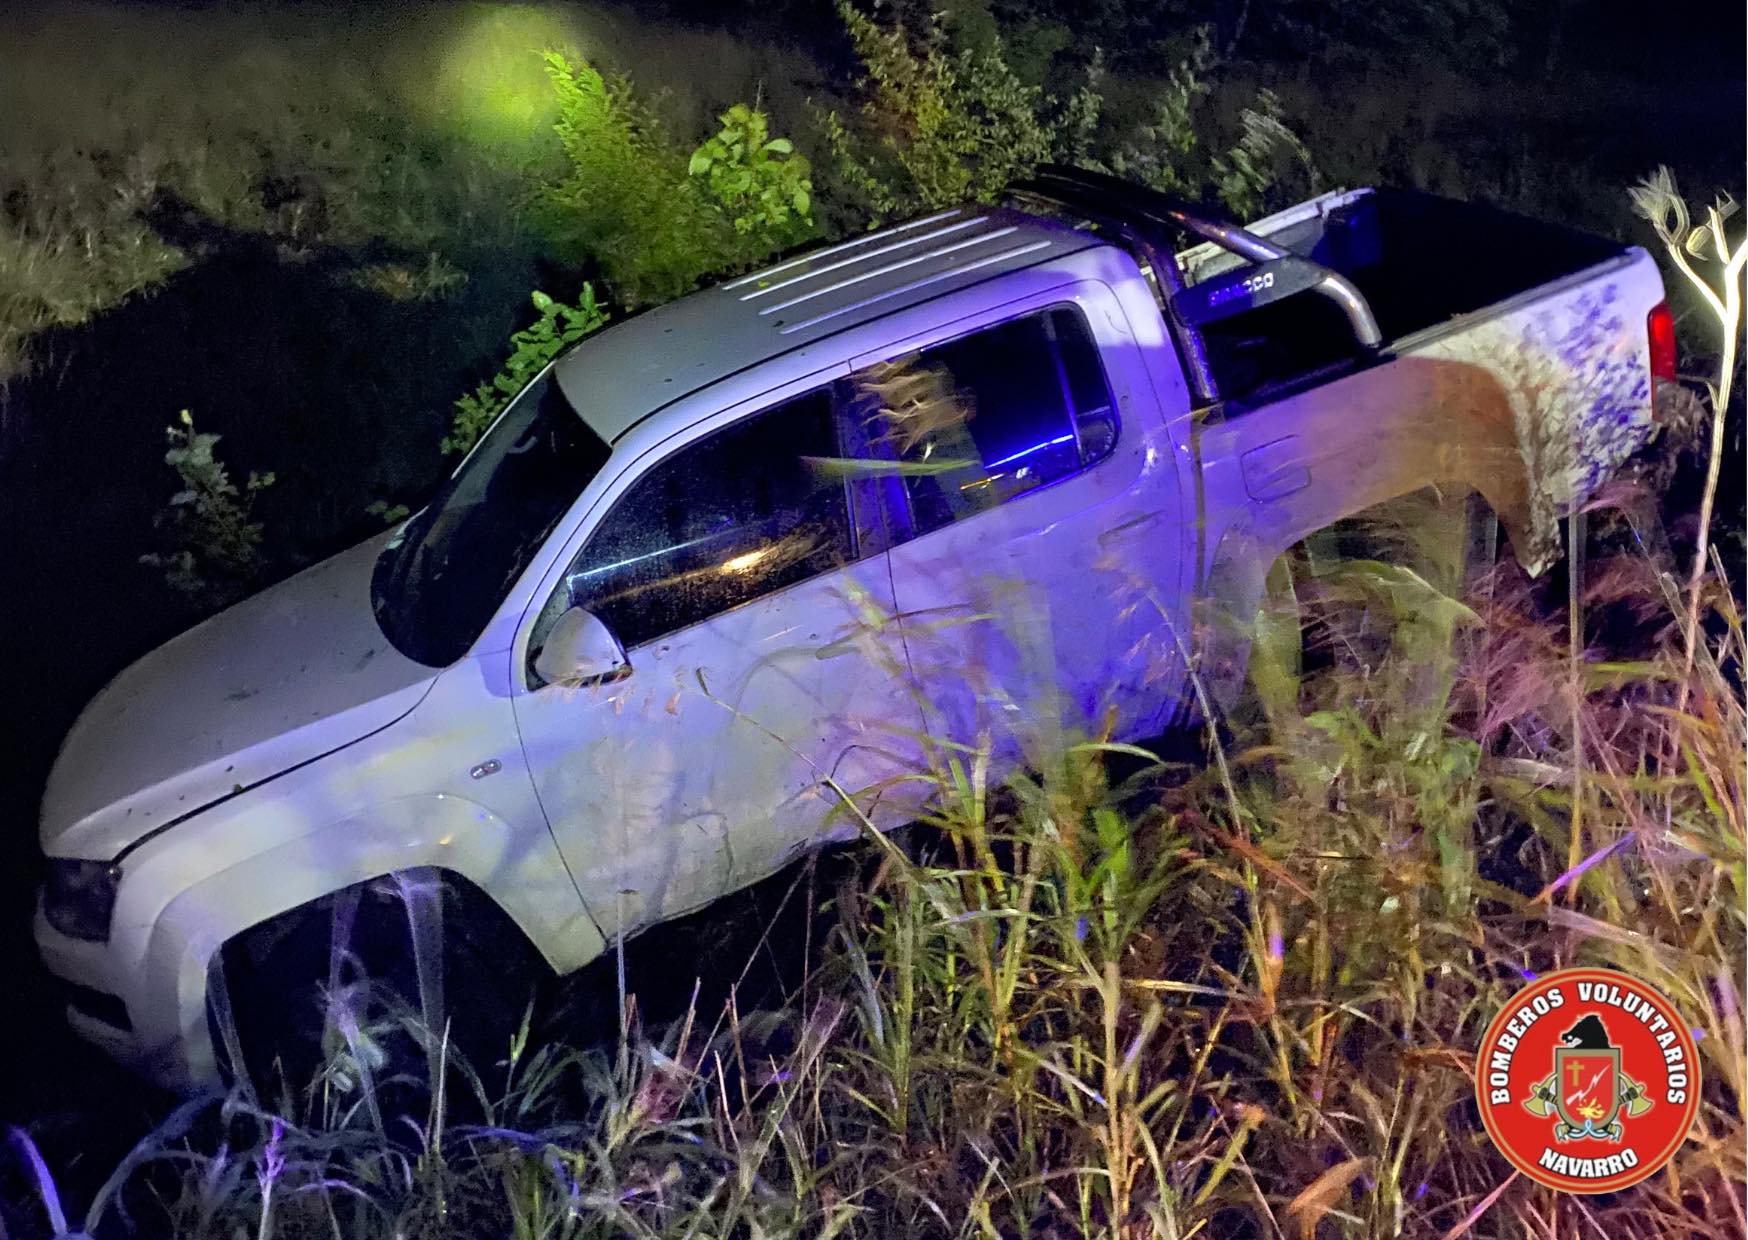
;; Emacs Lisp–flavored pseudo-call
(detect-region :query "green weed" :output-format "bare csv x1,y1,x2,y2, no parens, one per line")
140,409,276,603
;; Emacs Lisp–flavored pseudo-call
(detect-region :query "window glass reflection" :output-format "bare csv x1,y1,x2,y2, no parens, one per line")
562,389,852,649
849,306,1119,536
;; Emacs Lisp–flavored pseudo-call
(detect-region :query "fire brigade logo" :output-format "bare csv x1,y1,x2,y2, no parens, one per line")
1523,1014,1649,1141
1475,969,1700,1193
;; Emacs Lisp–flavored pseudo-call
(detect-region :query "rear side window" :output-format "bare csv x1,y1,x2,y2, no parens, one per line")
554,388,853,649
847,305,1117,536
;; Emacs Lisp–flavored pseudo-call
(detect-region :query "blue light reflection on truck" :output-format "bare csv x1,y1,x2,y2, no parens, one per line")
986,433,1076,469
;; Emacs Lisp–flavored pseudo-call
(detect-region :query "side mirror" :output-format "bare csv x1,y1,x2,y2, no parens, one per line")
532,607,630,688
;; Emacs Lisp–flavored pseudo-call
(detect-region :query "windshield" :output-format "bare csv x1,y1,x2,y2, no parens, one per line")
373,375,612,667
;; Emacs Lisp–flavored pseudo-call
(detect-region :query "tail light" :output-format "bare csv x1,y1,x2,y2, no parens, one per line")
1647,301,1677,384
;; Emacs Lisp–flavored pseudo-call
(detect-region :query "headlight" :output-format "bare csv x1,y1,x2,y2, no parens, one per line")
42,859,121,942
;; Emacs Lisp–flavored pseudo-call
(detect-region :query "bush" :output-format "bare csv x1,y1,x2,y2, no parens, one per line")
449,53,818,456
816,6,1316,225
446,286,609,454
814,0,1066,219
140,410,275,602
688,103,816,255
537,50,730,307
537,51,814,308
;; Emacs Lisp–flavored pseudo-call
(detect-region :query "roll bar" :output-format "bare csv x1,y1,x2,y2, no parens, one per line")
1008,165,1384,351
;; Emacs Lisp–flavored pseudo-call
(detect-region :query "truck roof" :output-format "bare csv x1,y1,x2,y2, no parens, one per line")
553,205,1100,442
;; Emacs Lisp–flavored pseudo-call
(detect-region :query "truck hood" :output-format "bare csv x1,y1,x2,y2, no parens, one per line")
41,531,439,859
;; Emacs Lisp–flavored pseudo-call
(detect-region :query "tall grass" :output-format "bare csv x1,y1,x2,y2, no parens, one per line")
9,484,1740,1238
0,14,518,384
2,9,1739,1233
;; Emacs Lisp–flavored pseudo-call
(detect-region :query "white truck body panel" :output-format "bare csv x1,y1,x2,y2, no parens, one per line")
36,189,1667,1090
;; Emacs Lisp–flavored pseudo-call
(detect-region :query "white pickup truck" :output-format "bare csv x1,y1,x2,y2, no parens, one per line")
37,169,1672,1090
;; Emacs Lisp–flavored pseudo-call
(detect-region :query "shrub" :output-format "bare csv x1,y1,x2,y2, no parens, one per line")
688,103,816,256
445,286,608,454
814,0,1071,220
455,54,817,456
1101,31,1319,218
140,409,275,601
538,50,729,307
538,51,814,307
818,6,1316,225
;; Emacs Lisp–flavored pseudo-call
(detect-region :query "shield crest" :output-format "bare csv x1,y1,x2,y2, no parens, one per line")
1554,1047,1622,1133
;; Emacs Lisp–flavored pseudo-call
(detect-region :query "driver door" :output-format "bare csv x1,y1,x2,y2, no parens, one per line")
510,373,913,944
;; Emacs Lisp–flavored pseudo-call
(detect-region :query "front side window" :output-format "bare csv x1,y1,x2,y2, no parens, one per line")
374,375,611,667
847,305,1118,536
543,387,853,653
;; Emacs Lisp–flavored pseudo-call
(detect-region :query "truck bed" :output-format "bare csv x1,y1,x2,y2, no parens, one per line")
1179,189,1635,406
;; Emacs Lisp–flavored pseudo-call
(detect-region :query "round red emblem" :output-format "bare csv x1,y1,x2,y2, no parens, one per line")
1475,967,1700,1193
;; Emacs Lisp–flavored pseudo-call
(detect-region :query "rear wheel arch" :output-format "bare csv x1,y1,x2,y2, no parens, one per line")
1198,486,1509,719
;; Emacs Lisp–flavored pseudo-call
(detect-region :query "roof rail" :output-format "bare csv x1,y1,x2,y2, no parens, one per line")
1010,165,1383,350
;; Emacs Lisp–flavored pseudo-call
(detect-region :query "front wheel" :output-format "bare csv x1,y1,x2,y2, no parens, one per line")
211,871,545,1108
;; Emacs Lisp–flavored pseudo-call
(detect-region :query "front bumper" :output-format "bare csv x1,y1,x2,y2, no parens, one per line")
34,905,206,1092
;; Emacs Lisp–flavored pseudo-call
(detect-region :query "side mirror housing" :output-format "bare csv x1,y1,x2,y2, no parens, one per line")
532,607,630,688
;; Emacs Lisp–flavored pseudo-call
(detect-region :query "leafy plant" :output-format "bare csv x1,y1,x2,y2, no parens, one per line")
365,498,411,527
538,50,813,307
688,102,815,254
458,55,815,458
141,409,275,601
1627,168,1745,677
1211,90,1320,219
445,286,607,455
538,49,728,307
819,7,1315,225
1103,31,1319,217
816,0,1064,220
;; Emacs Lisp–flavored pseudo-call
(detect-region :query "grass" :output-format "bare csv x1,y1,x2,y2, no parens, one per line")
0,2,819,384
0,21,511,383
1,8,1739,1235
9,488,1741,1239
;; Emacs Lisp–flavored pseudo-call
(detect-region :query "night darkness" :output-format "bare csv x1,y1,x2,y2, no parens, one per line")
0,1,1742,1235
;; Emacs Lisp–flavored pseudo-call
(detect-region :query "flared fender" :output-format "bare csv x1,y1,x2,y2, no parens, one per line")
129,793,607,1087
1190,345,1644,707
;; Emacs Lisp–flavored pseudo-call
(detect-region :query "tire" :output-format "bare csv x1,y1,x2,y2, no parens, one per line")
211,871,545,1108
